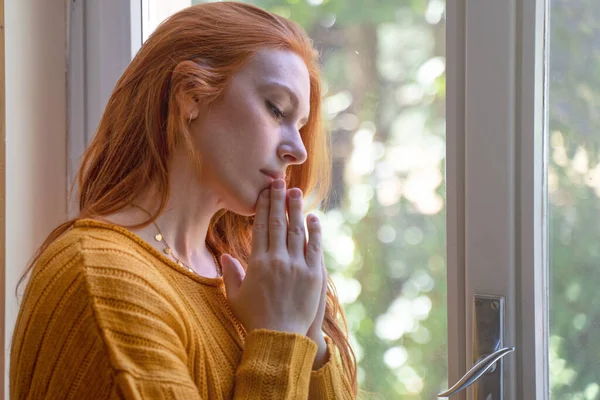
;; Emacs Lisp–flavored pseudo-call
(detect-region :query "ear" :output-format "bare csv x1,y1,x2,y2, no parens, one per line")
172,60,203,123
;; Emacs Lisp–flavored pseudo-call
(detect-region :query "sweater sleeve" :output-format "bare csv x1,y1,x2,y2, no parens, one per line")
234,329,318,399
308,337,356,399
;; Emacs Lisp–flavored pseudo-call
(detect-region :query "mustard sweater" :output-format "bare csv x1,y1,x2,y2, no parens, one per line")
10,219,355,399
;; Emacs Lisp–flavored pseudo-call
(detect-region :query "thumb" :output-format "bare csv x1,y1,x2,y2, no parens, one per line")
221,254,245,299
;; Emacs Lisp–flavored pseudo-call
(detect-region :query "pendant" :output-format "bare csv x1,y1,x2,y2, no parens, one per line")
164,247,172,255
155,234,163,242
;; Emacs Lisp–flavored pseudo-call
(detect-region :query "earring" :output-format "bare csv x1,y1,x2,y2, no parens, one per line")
188,115,193,124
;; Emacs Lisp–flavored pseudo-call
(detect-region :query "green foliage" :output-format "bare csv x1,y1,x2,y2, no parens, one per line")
549,0,600,396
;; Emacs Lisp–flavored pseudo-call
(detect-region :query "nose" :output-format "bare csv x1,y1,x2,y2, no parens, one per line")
278,126,308,165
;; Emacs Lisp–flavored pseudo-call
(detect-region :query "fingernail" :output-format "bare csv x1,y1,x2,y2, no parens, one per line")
289,189,301,199
309,215,319,224
273,179,285,190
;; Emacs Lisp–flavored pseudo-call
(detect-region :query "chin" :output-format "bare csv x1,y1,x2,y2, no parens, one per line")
229,204,256,217
222,188,260,217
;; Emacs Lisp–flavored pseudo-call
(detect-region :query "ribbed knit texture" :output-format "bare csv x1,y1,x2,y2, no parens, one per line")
10,219,355,399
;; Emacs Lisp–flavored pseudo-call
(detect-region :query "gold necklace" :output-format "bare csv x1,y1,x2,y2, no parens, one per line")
130,204,222,277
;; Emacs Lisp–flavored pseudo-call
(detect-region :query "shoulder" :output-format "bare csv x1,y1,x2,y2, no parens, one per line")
27,219,180,309
63,218,152,261
31,219,152,283
21,218,189,339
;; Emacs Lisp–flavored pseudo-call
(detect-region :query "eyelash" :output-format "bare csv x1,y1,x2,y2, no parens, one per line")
266,101,285,120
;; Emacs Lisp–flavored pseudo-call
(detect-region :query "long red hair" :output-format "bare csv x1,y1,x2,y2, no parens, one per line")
18,1,357,395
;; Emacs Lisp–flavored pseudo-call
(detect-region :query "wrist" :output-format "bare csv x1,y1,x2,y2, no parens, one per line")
310,334,329,370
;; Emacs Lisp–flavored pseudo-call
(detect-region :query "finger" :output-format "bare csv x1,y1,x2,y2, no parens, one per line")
305,214,322,268
251,189,270,254
321,253,328,298
287,188,306,257
269,179,287,251
221,254,245,300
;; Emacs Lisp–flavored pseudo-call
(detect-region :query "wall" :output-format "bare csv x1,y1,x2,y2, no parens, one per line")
4,1,68,397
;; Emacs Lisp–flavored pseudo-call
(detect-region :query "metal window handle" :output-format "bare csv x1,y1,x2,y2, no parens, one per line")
437,346,515,398
439,295,514,399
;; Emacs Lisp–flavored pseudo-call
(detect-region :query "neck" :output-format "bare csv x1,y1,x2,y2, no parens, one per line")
131,150,222,269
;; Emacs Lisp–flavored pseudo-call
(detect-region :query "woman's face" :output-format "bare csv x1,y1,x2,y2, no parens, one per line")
190,49,311,216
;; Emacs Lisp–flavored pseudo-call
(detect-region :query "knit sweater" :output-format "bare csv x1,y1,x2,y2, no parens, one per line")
10,219,355,399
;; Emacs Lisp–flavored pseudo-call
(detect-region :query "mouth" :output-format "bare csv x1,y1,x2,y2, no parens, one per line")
261,170,285,181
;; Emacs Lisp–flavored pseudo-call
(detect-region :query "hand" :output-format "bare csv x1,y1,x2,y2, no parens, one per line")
307,251,330,369
221,179,324,336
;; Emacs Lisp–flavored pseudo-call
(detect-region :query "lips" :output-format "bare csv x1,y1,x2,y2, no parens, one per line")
261,170,285,180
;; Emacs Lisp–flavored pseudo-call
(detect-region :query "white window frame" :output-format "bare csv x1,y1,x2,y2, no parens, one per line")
516,0,549,397
69,0,550,398
447,0,548,398
67,0,142,216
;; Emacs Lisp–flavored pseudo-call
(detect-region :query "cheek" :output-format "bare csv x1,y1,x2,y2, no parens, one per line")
237,112,278,153
200,100,278,164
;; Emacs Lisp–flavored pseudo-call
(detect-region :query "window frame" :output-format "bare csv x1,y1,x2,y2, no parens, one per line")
447,0,548,397
67,0,142,216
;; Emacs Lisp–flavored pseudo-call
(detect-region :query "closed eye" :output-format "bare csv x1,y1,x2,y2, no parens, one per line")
266,101,285,120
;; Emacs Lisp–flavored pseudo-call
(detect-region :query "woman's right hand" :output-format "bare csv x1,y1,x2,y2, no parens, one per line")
221,179,324,335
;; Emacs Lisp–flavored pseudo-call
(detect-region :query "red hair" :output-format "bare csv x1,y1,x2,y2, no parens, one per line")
19,2,357,395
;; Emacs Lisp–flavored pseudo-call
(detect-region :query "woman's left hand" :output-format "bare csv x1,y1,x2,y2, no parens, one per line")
306,250,329,369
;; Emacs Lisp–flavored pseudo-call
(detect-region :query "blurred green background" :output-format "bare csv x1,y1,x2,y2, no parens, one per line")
183,0,598,398
548,0,600,399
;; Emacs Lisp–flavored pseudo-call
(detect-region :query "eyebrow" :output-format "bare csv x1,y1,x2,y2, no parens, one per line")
260,81,309,125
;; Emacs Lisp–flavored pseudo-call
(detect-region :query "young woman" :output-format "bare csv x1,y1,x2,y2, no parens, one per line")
10,2,358,399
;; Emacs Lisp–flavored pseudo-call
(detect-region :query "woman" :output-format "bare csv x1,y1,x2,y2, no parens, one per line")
10,2,358,399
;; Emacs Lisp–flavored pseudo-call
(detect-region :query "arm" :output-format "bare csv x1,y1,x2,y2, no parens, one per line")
308,336,356,400
235,329,318,399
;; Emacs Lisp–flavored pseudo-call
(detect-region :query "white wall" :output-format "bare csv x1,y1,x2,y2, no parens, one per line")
4,0,68,397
